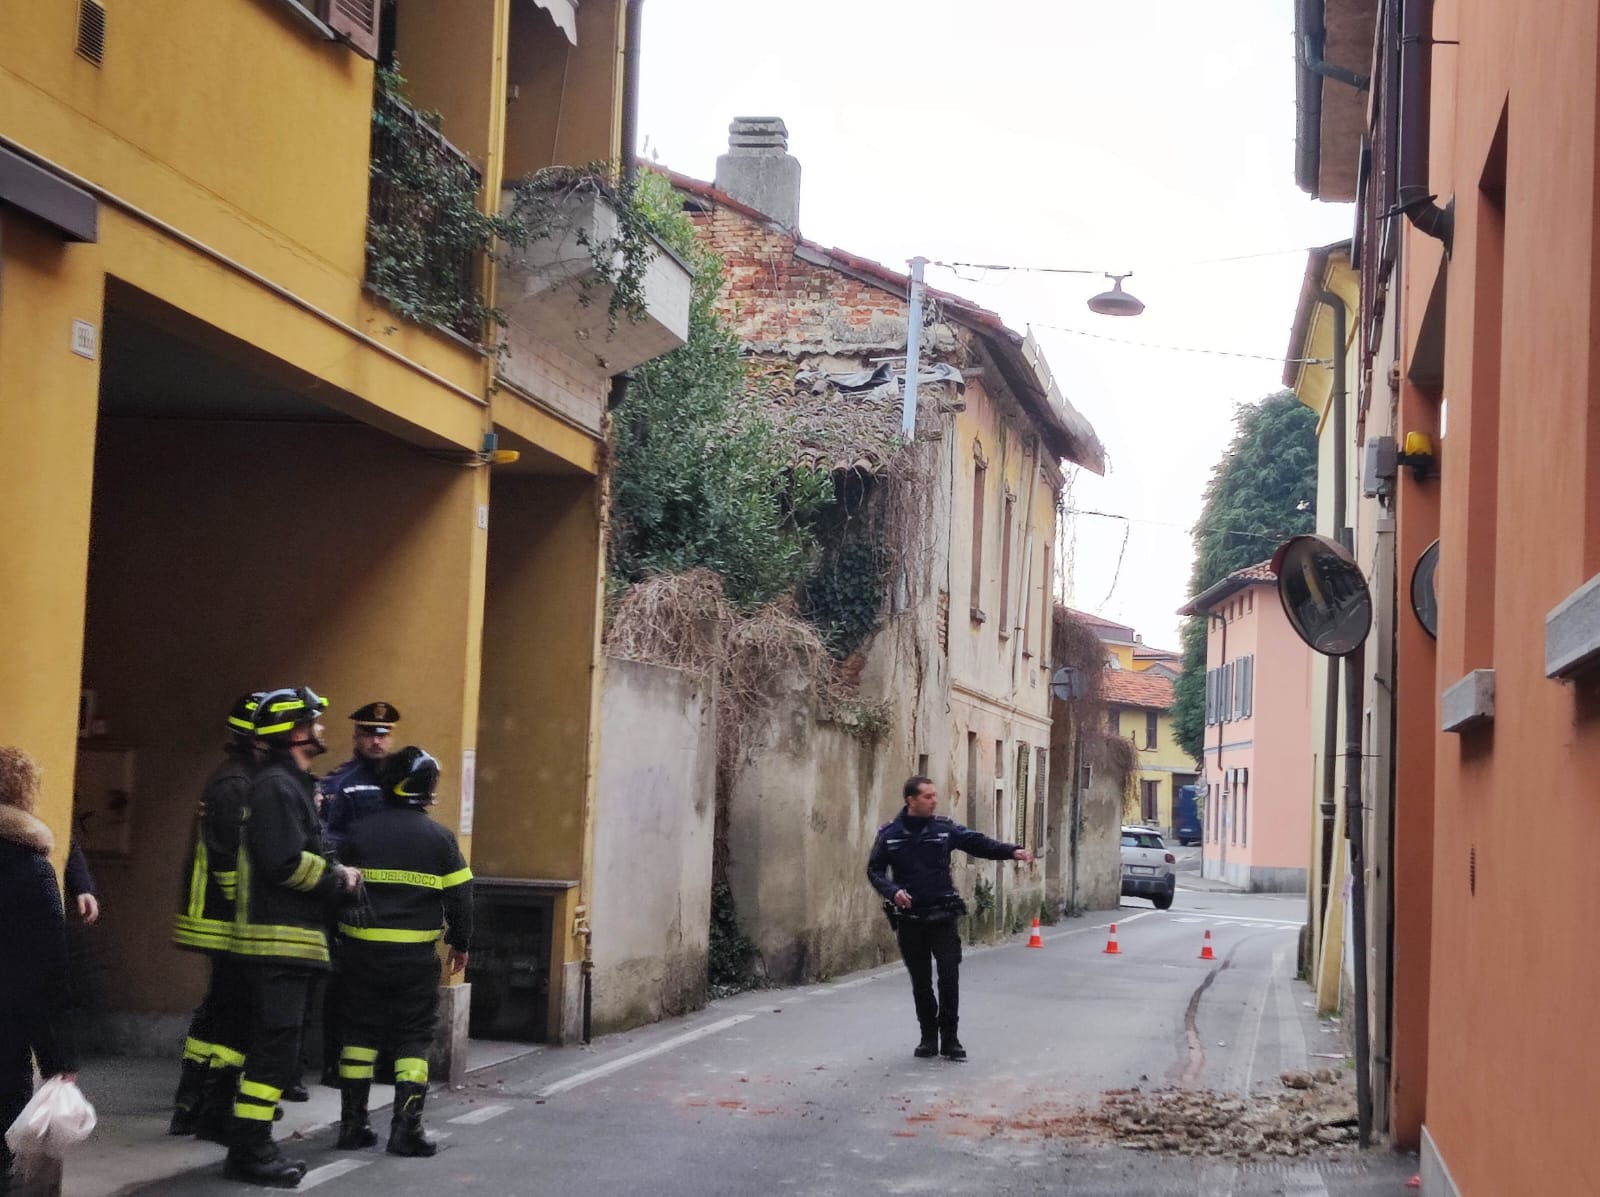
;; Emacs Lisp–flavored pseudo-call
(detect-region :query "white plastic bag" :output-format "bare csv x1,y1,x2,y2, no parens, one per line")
5,1075,96,1163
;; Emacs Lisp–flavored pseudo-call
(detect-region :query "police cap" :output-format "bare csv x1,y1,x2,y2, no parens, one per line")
349,701,400,734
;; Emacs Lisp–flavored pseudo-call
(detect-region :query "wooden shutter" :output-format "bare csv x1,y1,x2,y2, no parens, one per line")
321,0,381,59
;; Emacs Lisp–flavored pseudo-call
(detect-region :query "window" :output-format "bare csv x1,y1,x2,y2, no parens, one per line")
1243,656,1254,717
969,455,988,619
1108,709,1121,736
965,732,979,827
1240,769,1249,846
1014,744,1031,846
1039,541,1053,664
1205,669,1215,725
999,494,1015,638
1140,779,1158,823
994,739,1005,836
1230,770,1240,844
1021,535,1034,654
1033,747,1047,852
1144,711,1158,750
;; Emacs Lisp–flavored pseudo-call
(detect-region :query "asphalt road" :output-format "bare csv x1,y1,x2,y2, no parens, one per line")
137,889,1417,1196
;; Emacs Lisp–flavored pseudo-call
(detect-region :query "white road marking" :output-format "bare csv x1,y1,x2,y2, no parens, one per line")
1199,1162,1238,1196
299,1160,370,1189
536,1014,758,1098
828,976,877,991
1186,913,1304,929
448,1102,512,1125
1040,909,1158,941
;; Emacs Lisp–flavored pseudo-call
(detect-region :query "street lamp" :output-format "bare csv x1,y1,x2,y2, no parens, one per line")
1087,272,1146,317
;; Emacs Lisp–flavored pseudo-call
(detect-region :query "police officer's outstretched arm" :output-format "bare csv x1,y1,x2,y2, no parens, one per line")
950,821,1033,863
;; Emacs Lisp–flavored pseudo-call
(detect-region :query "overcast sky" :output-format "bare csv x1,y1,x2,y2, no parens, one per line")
638,0,1352,649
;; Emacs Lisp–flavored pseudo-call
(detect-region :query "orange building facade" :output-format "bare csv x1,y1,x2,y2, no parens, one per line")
1295,0,1600,1187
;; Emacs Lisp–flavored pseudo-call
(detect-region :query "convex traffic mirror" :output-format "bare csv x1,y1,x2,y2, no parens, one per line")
1271,534,1373,657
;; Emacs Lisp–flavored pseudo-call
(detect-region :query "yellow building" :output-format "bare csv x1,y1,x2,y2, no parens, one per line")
1070,612,1198,834
0,0,686,1059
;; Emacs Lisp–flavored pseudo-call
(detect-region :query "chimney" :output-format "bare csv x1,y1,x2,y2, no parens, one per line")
714,117,801,231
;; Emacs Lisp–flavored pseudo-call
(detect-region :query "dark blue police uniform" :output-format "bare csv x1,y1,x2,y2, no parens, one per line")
866,811,1019,1056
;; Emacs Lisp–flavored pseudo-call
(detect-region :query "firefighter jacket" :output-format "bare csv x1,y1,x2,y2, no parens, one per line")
319,756,386,860
232,753,350,967
172,745,257,954
337,806,472,963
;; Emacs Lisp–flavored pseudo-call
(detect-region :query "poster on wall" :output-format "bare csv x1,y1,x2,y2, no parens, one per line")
459,748,476,837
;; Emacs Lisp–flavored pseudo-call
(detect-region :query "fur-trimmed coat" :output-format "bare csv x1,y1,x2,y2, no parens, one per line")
0,804,78,1077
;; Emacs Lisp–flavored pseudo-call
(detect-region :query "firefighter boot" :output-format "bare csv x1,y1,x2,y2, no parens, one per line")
336,1080,378,1150
167,1059,209,1135
385,1081,437,1158
223,1118,307,1188
195,1066,243,1144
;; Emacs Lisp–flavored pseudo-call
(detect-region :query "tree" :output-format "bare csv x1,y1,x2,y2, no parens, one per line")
608,173,830,609
1172,392,1317,757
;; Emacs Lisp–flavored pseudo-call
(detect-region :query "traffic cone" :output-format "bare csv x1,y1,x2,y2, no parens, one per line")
1026,918,1043,949
1103,923,1120,955
1199,929,1216,961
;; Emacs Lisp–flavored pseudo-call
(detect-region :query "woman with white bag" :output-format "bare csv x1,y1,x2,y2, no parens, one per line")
0,748,87,1195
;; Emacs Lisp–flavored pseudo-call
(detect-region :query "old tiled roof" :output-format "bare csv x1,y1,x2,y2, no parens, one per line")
1179,560,1278,617
1132,644,1180,660
1062,608,1136,640
652,166,1107,474
1102,670,1175,711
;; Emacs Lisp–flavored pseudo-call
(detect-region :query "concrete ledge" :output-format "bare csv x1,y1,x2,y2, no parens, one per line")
1546,571,1600,679
1420,1125,1461,1196
1441,669,1495,733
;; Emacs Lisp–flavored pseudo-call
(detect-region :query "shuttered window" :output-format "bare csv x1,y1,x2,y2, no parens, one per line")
321,0,381,58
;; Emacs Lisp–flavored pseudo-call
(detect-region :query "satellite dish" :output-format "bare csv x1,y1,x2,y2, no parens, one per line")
1271,534,1373,658
1411,539,1439,640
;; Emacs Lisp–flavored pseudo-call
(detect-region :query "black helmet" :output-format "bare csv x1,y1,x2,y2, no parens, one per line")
252,686,329,741
226,692,265,739
381,746,439,807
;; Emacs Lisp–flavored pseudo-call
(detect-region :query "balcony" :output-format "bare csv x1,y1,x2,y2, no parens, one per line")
365,86,494,344
496,182,692,427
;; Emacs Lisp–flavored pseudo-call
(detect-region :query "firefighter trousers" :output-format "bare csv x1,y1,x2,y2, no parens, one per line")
232,964,317,1125
182,956,250,1073
338,943,439,1087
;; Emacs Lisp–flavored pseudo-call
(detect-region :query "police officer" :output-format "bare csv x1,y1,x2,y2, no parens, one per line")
312,702,399,1086
226,687,360,1188
320,702,400,859
866,775,1033,1062
333,746,471,1158
168,692,261,1141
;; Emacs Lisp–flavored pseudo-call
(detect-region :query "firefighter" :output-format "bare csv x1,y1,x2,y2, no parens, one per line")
312,701,400,1087
334,746,471,1158
168,692,262,1141
225,687,360,1188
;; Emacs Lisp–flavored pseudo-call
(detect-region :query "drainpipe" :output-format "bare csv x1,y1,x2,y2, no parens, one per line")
620,0,644,186
1313,286,1347,948
1397,0,1453,250
1302,33,1370,92
609,0,645,416
1344,642,1373,1145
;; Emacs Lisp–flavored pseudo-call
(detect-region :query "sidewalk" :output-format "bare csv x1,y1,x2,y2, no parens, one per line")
63,1040,540,1197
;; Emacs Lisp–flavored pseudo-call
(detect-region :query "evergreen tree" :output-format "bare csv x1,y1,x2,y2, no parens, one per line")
1172,392,1317,757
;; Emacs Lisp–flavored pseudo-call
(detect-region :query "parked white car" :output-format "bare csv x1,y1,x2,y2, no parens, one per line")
1120,825,1175,910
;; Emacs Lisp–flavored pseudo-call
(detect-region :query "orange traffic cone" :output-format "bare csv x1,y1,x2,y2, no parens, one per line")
1026,917,1044,949
1199,929,1216,961
1103,923,1120,955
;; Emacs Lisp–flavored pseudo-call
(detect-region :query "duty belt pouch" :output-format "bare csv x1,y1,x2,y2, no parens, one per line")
881,899,901,931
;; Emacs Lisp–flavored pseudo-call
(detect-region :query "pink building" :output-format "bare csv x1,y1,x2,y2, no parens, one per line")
1181,562,1312,891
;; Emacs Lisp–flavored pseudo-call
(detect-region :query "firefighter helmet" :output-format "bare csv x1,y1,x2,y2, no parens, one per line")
252,687,329,741
382,746,439,807
226,692,265,739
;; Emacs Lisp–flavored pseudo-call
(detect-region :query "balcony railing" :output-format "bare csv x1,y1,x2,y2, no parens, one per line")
365,86,488,342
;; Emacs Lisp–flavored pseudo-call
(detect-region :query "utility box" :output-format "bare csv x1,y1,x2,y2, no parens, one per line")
1363,435,1397,497
466,880,558,1043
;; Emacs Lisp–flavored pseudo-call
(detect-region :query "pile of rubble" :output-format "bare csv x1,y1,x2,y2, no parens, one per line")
1017,1070,1360,1159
